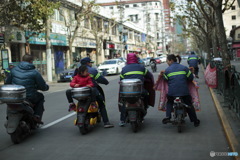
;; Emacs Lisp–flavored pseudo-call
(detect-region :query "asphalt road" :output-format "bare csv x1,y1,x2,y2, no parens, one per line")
0,61,233,160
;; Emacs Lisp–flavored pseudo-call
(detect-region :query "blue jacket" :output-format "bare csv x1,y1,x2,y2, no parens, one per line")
187,54,200,68
87,66,109,87
120,63,151,82
163,62,193,96
5,61,49,98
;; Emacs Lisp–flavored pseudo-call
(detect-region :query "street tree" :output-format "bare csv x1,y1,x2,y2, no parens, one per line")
89,14,116,64
59,0,97,67
0,0,59,32
171,0,236,67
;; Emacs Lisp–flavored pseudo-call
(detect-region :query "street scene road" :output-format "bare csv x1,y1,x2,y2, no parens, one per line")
0,60,234,160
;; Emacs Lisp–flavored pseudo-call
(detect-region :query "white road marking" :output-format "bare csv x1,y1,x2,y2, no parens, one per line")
41,112,76,129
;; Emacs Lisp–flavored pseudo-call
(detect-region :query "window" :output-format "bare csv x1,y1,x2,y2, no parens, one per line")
238,34,240,39
91,18,97,30
133,4,138,7
59,9,64,21
129,32,133,39
157,33,160,40
135,15,138,22
112,23,116,35
232,15,236,20
155,13,159,20
125,5,129,8
147,14,151,22
84,17,89,29
69,11,75,22
110,6,113,9
142,3,146,6
103,21,109,33
52,9,64,22
232,25,236,29
232,6,236,10
97,18,102,32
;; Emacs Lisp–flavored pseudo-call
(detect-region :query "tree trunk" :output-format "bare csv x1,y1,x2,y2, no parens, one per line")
214,1,230,67
205,34,212,59
69,42,73,68
46,17,52,82
212,27,218,57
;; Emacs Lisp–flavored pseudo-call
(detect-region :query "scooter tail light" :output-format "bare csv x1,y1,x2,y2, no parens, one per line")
174,98,181,102
78,107,84,112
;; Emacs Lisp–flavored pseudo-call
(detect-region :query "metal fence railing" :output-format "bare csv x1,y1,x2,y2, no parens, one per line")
206,60,240,118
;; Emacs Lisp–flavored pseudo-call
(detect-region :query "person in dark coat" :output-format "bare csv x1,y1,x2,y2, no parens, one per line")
65,57,114,128
3,63,15,83
119,53,155,126
187,51,201,78
6,54,49,124
161,54,200,127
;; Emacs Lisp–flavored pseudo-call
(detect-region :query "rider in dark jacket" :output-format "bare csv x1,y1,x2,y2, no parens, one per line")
119,53,155,126
161,54,200,127
65,57,114,128
187,51,200,78
6,54,49,124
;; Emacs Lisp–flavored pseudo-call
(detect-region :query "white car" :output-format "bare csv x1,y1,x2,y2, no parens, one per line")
159,55,167,62
142,58,150,66
98,59,125,75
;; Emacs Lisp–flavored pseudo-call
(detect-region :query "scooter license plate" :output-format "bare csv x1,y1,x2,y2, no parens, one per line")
176,109,184,114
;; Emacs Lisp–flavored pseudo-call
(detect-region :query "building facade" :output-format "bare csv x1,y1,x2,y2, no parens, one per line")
99,0,167,56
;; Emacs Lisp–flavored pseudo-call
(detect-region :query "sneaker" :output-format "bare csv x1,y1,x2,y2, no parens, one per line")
194,119,200,127
104,122,114,128
68,103,76,112
119,121,125,127
162,117,171,124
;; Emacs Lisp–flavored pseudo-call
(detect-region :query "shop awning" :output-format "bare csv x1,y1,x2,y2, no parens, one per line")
232,43,240,48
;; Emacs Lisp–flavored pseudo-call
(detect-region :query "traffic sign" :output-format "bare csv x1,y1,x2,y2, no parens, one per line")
0,33,4,44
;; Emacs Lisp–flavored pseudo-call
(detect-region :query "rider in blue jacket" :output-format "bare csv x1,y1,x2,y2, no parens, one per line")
119,53,155,126
162,54,200,127
6,54,49,124
187,51,201,78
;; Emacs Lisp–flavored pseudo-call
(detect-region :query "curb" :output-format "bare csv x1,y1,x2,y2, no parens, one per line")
209,88,239,160
202,65,239,159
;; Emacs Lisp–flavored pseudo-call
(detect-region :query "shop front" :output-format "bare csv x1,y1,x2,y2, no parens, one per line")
26,31,68,75
4,27,26,66
73,38,97,62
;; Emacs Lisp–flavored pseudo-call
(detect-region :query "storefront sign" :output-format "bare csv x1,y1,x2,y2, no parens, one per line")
0,33,4,44
237,49,240,58
5,28,26,43
26,31,67,46
1,49,9,69
107,43,115,49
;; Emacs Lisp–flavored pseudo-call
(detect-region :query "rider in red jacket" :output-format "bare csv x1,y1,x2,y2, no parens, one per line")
70,72,93,88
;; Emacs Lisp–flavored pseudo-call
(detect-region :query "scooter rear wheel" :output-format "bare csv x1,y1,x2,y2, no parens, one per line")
177,114,183,133
131,122,138,133
10,127,23,144
79,125,88,135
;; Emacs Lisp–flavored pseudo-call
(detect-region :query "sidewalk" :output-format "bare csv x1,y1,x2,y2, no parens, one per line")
202,63,240,160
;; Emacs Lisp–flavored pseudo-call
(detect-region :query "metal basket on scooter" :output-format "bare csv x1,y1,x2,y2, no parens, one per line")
119,79,143,104
0,85,26,104
71,87,91,101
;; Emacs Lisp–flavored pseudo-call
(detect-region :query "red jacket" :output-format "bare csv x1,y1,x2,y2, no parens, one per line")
70,73,94,88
